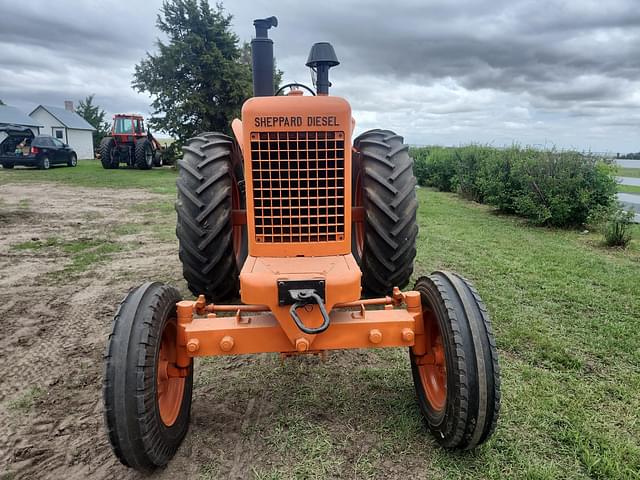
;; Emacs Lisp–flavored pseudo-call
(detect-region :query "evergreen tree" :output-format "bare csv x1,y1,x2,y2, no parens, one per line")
239,42,284,92
76,94,110,146
133,0,252,143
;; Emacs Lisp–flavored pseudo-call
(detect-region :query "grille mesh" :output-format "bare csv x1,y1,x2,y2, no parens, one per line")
250,131,345,243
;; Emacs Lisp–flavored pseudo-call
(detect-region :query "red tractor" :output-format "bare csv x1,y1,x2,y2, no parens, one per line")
99,114,165,169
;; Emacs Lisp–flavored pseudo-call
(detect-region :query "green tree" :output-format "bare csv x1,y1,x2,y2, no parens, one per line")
133,0,252,144
76,94,110,146
239,42,284,92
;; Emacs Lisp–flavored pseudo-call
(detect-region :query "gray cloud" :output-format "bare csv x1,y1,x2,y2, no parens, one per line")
0,0,639,151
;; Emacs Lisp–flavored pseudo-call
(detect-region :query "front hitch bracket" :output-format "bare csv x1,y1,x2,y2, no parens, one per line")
289,289,331,335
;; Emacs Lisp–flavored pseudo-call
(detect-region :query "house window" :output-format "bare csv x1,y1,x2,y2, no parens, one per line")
53,128,64,140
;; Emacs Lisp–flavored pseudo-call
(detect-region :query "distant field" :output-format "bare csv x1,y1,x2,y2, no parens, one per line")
617,166,640,178
156,137,175,148
618,184,640,194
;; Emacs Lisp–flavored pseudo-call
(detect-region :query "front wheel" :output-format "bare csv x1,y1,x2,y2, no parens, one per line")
410,272,501,449
103,282,193,471
68,153,77,167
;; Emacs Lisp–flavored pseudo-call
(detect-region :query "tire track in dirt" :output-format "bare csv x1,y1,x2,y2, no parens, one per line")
0,183,183,479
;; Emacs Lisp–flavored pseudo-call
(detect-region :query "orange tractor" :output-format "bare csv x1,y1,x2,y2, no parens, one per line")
103,17,500,471
99,114,165,169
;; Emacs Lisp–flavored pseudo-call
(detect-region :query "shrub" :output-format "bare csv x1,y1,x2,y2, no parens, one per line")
476,146,523,213
604,209,634,247
413,147,457,191
588,204,635,248
411,147,430,187
452,145,495,202
410,145,618,228
509,149,617,226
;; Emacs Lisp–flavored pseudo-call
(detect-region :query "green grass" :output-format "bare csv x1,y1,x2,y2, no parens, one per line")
64,241,127,273
617,167,640,178
8,386,45,412
11,236,129,274
193,189,640,480
12,237,61,250
618,183,640,194
0,159,178,194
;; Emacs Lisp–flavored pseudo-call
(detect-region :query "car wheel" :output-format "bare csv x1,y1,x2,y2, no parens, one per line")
39,157,50,170
68,154,78,167
2,163,14,169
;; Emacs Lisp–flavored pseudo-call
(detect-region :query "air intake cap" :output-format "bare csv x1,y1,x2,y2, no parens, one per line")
306,42,339,95
306,42,340,68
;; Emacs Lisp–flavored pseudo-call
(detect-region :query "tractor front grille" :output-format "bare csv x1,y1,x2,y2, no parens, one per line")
250,131,345,243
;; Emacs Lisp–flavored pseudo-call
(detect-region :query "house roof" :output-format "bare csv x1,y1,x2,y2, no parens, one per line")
31,105,96,131
0,105,43,128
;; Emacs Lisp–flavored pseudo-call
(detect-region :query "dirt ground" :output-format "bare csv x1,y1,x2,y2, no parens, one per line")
0,183,188,479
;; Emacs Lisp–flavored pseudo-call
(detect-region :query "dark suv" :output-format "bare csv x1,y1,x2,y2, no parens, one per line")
0,125,78,169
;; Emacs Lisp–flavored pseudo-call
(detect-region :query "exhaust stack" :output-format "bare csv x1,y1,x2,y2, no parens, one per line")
251,16,278,97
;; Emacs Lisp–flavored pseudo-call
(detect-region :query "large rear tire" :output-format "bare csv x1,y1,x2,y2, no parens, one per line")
135,138,153,170
99,137,119,169
175,132,247,301
410,272,501,449
352,129,418,296
103,282,193,471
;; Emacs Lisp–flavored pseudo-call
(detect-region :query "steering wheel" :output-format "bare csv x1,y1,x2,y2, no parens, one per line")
275,83,316,96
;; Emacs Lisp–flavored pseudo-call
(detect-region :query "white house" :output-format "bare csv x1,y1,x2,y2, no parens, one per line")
29,102,95,159
0,105,42,135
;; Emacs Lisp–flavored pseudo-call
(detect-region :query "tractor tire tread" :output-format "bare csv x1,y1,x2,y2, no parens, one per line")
175,132,245,301
99,137,118,169
353,129,418,295
103,282,193,471
135,138,153,169
411,272,500,450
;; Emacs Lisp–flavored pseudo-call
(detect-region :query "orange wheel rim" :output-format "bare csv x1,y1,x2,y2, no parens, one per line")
231,176,243,266
417,312,447,411
354,171,365,258
156,320,185,427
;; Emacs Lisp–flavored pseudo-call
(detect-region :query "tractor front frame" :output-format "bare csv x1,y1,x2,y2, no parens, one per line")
171,288,424,370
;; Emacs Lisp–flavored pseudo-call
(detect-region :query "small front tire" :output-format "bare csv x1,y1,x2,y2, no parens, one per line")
68,153,77,167
410,272,501,449
103,282,193,471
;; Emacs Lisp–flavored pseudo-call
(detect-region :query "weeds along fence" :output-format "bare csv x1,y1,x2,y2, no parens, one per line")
411,145,618,228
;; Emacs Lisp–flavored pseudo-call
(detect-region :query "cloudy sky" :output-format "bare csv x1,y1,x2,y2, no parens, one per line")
1,0,639,152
